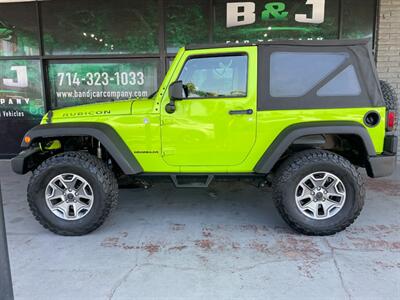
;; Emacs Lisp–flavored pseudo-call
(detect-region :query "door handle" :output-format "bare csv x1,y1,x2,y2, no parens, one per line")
229,109,253,115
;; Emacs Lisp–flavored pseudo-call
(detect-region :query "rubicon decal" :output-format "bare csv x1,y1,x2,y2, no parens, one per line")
62,110,111,117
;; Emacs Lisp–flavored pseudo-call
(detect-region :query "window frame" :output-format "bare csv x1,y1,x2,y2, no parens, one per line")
257,45,371,111
176,52,249,100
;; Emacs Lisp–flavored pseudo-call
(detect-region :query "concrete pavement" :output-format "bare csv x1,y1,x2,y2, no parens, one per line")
1,160,399,300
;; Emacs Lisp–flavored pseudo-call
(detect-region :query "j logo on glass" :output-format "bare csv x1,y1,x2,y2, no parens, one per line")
2,66,28,88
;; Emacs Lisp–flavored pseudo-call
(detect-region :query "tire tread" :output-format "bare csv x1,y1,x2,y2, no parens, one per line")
273,150,365,236
27,151,118,236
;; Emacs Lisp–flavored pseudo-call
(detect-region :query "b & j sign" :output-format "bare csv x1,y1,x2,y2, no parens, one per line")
226,0,325,27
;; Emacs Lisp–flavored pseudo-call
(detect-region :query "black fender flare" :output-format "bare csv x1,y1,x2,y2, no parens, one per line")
21,122,143,175
254,121,376,174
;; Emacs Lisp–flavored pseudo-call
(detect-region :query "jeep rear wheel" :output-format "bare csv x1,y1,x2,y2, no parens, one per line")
273,150,365,236
27,152,118,236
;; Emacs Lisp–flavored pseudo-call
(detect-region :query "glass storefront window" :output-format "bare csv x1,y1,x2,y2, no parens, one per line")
41,0,159,55
166,0,210,53
47,60,159,108
0,60,45,119
342,0,376,40
213,0,339,43
0,2,40,56
0,59,44,156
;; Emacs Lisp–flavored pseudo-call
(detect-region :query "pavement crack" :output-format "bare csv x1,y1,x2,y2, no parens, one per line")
140,262,203,272
107,264,138,300
107,224,147,299
325,238,352,300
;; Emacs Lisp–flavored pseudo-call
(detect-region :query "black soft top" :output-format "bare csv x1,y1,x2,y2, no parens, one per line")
186,39,384,108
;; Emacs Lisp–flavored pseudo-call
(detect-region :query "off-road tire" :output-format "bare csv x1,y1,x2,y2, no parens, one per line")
27,151,118,236
380,80,398,129
273,150,365,236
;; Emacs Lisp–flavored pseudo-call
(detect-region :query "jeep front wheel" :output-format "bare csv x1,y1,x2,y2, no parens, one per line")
27,152,118,236
273,150,365,235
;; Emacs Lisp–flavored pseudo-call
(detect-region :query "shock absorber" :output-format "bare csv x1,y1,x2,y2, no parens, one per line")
97,141,102,159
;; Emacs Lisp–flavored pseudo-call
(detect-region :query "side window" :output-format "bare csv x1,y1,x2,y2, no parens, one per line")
178,55,247,98
269,52,361,98
317,65,361,96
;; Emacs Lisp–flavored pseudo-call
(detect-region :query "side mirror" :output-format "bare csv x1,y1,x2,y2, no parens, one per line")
169,80,184,100
166,80,186,113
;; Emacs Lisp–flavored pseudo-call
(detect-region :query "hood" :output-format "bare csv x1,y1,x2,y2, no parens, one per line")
43,100,134,123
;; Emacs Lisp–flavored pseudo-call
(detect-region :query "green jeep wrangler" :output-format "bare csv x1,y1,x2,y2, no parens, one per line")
11,39,398,236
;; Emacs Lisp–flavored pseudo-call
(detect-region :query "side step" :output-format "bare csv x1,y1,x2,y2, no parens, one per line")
170,175,214,188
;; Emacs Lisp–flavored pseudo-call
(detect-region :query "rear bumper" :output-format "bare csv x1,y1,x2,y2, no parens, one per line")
366,135,397,178
11,148,40,175
366,154,396,178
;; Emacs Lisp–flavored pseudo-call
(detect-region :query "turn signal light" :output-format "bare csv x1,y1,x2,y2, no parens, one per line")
387,111,396,131
24,136,31,144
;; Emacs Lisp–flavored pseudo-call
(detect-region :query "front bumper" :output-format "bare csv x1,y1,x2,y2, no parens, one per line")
366,135,397,178
11,147,40,175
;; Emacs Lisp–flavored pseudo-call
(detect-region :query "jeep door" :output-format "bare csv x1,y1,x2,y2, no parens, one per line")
160,47,257,166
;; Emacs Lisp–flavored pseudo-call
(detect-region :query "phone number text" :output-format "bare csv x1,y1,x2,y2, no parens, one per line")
57,72,145,87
